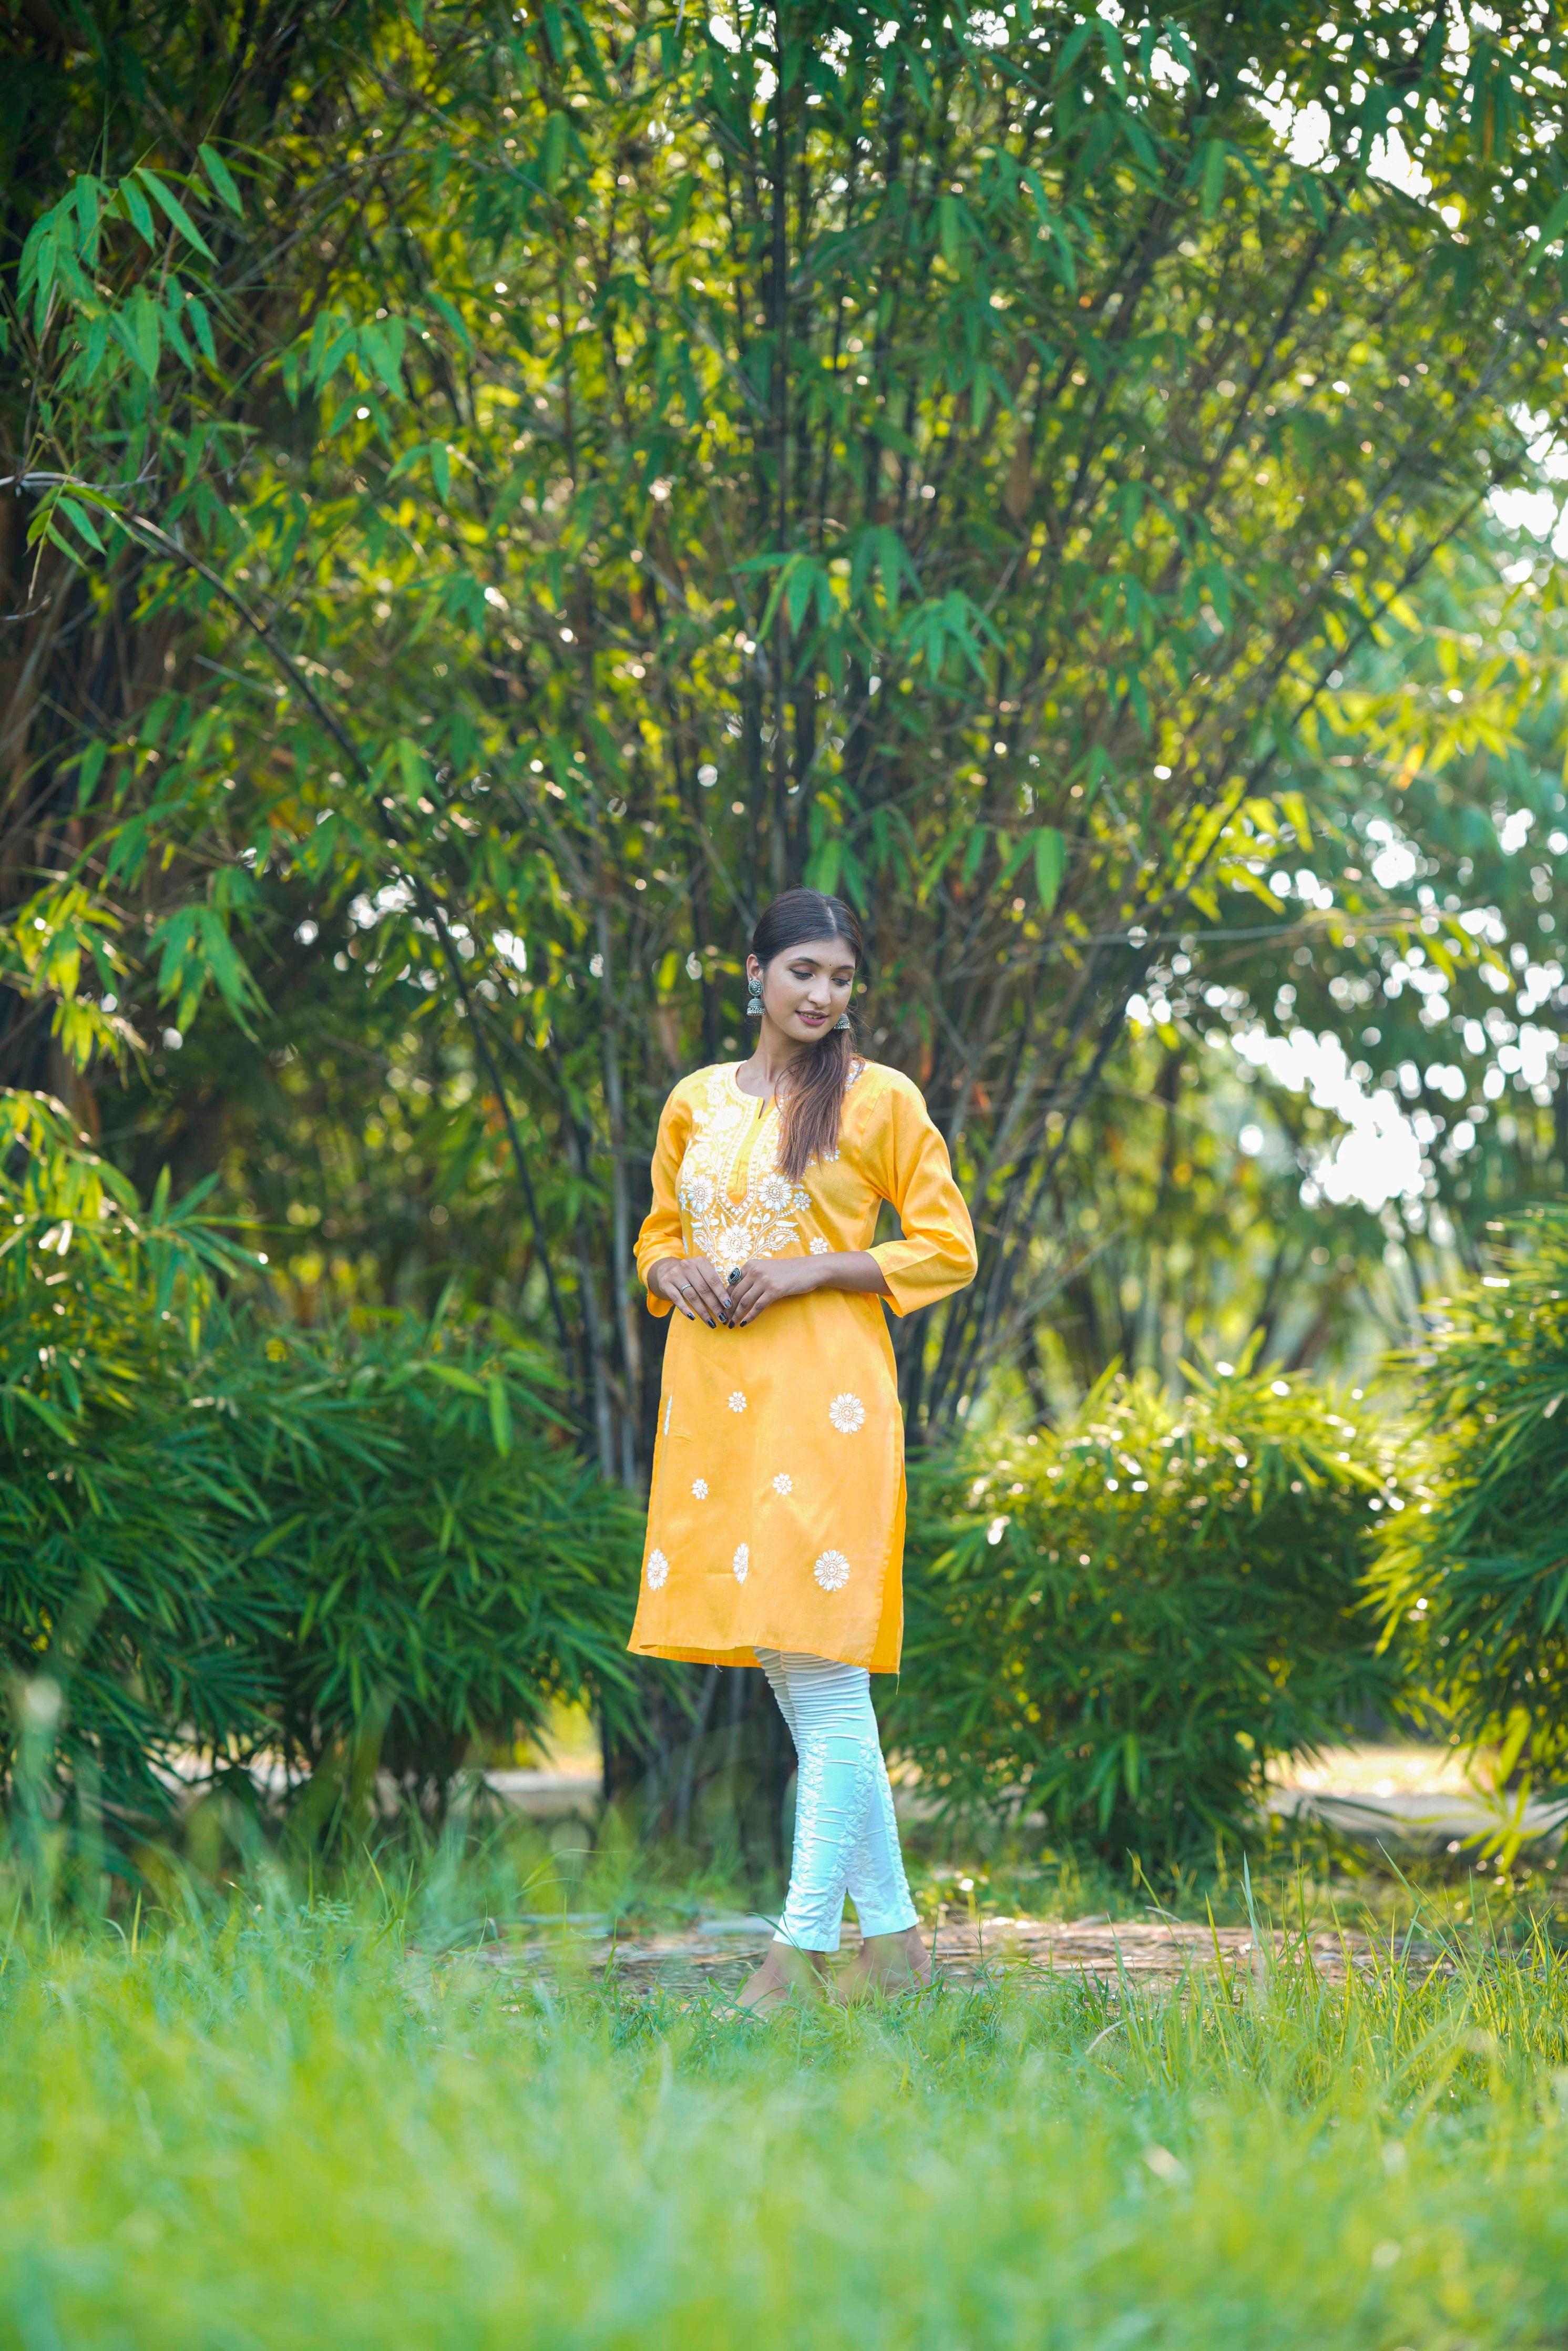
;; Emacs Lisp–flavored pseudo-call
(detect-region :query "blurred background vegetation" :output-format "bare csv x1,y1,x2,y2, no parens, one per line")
4,0,1568,1887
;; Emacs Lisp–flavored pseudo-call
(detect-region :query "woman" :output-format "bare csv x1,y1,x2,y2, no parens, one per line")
629,888,977,2011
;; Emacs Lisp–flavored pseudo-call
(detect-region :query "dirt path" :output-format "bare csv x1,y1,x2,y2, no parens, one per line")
480,1912,1409,1997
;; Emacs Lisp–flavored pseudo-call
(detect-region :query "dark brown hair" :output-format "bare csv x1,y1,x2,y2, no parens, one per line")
753,888,865,1181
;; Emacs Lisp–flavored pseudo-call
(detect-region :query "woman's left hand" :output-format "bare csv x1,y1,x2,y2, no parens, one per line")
725,1254,822,1326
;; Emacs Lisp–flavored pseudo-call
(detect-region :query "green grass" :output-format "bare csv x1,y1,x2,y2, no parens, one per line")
6,1863,1568,2348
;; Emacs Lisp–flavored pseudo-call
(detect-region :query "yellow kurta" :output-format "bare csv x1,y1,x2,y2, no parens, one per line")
628,1059,977,1673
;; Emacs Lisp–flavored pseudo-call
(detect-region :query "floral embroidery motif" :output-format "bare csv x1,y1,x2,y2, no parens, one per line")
808,1237,832,1255
828,1392,867,1435
728,1391,747,1414
732,1543,750,1585
647,1549,670,1590
692,1477,709,1499
814,1549,850,1592
772,1472,793,1495
675,1069,812,1273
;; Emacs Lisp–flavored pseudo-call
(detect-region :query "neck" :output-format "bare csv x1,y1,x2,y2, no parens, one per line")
744,1017,813,1095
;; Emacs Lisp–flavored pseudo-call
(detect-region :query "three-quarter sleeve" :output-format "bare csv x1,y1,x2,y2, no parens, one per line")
634,1083,693,1318
866,1074,978,1318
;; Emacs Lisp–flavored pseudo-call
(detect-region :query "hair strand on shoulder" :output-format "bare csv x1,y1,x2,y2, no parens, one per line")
751,889,865,1182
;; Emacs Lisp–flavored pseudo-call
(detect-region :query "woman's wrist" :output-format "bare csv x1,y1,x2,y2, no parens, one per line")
801,1250,861,1292
805,1248,891,1300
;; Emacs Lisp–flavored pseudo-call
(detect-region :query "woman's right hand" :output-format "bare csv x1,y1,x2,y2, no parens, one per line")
648,1253,732,1327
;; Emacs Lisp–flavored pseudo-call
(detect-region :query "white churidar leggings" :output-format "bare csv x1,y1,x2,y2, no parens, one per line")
755,1649,919,1954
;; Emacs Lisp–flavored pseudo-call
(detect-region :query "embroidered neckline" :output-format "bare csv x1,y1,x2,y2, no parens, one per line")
724,1065,780,1113
674,1061,869,1275
676,1070,812,1274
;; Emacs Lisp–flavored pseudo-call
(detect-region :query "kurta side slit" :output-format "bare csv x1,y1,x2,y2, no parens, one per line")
629,1059,977,1674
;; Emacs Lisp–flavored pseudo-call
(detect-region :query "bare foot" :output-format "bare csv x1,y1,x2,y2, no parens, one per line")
736,1941,834,2018
837,1927,934,2004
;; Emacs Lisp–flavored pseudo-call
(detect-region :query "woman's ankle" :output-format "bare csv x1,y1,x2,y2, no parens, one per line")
848,1926,930,1976
770,1940,835,1979
737,1941,834,2010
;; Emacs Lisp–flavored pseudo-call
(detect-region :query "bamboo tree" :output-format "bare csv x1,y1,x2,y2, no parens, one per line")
4,0,1568,1480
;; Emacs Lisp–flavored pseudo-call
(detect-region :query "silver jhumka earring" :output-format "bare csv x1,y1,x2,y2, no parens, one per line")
746,982,764,1018
834,1011,851,1029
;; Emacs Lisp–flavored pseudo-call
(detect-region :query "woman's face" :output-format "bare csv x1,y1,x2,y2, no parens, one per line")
749,934,856,1045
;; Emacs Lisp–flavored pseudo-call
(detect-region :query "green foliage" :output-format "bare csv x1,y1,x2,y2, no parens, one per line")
1023,518,1568,1408
893,1367,1401,1859
7,1,1568,1474
7,0,1568,1821
222,1313,647,1790
0,1098,642,1844
1369,1204,1568,1777
6,1887,1568,2346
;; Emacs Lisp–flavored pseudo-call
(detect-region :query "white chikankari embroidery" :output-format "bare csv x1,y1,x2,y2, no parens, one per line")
772,1472,793,1495
663,1395,673,1436
814,1550,850,1592
646,1549,670,1590
692,1477,709,1499
808,1236,832,1255
727,1390,747,1413
674,1069,812,1273
732,1544,750,1584
828,1392,866,1434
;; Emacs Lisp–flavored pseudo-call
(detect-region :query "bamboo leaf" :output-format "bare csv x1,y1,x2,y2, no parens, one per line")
487,1373,513,1457
73,175,102,252
56,497,106,555
116,174,157,247
198,141,244,217
185,293,217,367
427,290,473,352
540,111,569,190
134,167,217,261
1033,826,1066,912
